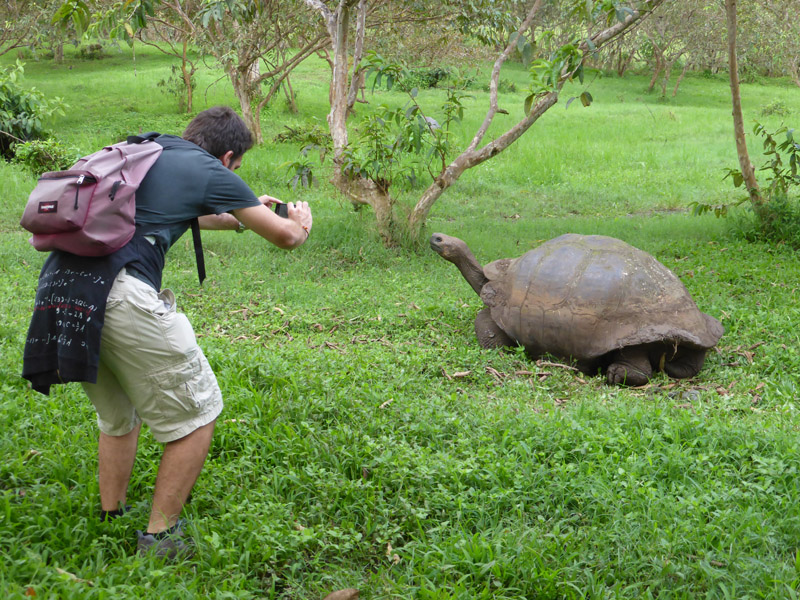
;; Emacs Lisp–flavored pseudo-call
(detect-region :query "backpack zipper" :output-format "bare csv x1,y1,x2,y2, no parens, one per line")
74,175,85,209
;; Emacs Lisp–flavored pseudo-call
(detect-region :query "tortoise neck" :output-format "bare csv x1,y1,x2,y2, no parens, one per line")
453,250,488,296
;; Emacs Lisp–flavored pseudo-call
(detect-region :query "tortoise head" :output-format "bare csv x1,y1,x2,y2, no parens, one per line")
430,233,488,296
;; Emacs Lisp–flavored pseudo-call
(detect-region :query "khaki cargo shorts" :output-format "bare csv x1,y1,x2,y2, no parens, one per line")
82,268,223,443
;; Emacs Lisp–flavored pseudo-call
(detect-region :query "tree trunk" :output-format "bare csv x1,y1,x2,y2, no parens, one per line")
335,175,396,242
648,51,663,92
181,40,193,113
724,0,763,214
672,62,689,96
283,76,298,113
660,60,674,98
328,0,353,168
230,70,262,143
616,44,638,77
791,61,800,89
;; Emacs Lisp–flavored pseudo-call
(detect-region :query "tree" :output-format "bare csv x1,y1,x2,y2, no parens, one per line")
724,0,764,217
133,0,205,113
305,0,667,244
52,0,330,138
739,0,800,87
0,1,36,57
200,0,329,142
408,0,667,236
640,0,705,97
1,0,72,62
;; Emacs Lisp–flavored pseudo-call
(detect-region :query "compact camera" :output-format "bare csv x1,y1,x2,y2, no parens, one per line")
273,202,289,218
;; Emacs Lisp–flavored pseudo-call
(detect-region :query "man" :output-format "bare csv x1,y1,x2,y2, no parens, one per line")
23,106,312,558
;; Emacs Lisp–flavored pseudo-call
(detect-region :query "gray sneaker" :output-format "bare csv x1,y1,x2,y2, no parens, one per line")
136,519,195,560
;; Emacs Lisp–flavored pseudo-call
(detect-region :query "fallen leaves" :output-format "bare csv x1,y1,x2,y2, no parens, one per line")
386,542,400,565
322,589,360,600
441,359,581,384
55,568,93,587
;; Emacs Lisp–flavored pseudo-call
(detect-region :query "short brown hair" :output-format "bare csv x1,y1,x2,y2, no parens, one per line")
182,106,254,160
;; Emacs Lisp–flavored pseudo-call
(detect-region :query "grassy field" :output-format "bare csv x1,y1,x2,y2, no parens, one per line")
1,45,800,599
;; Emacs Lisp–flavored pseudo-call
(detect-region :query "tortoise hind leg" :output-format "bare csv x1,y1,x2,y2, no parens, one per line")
663,347,707,379
474,307,514,349
606,346,653,386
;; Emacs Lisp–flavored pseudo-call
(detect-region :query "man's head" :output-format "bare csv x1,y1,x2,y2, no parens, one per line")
182,106,254,168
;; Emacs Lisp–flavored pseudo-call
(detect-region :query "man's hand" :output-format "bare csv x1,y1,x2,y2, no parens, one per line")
232,201,313,250
258,194,281,209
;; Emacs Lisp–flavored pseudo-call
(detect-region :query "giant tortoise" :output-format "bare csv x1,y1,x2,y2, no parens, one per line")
430,232,724,386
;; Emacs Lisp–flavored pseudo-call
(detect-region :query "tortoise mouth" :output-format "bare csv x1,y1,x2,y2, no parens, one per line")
429,234,444,255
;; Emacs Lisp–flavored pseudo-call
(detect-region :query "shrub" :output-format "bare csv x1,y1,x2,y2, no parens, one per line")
693,123,800,247
272,123,332,151
0,61,66,160
395,67,451,92
760,100,789,117
12,138,81,175
732,194,800,248
77,43,106,60
157,64,196,113
481,77,517,93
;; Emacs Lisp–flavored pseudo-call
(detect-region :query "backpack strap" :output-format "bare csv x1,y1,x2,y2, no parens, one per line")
127,132,161,144
127,131,205,285
190,218,206,285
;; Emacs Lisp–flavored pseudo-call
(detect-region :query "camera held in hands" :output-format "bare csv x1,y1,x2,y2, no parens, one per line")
274,202,289,218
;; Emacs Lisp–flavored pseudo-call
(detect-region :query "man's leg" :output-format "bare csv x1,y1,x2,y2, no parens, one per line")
147,420,216,534
98,424,141,512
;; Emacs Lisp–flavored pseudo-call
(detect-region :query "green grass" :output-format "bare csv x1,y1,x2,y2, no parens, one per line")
2,45,800,599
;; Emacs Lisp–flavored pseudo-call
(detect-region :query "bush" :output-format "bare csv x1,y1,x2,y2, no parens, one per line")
694,123,800,247
12,138,81,175
78,43,106,60
760,100,789,117
157,64,196,113
395,67,451,92
732,195,800,248
481,77,517,93
0,61,66,160
272,123,332,150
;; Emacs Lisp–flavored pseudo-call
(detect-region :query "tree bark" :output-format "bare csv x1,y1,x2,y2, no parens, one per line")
724,0,764,214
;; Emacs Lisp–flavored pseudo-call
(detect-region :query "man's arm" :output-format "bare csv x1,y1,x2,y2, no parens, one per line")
197,212,241,231
232,200,312,250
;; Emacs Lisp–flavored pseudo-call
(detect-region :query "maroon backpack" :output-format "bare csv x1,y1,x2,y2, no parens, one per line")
20,133,163,256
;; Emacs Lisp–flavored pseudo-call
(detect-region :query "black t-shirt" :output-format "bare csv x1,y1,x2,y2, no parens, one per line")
126,135,261,287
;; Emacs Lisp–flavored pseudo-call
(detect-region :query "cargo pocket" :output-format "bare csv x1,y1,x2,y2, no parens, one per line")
148,350,205,414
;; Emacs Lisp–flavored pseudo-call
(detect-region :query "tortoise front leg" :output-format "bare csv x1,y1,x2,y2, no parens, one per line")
474,307,514,349
606,346,653,386
663,347,707,379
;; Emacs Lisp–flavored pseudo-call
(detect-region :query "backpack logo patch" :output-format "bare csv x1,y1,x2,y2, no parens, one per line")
38,201,58,214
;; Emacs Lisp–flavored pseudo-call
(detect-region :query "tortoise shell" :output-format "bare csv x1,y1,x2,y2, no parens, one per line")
479,234,723,360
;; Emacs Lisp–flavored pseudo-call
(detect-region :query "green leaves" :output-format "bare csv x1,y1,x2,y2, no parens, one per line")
51,0,90,34
363,51,405,93
565,91,594,110
0,62,67,160
752,121,800,197
282,156,316,190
